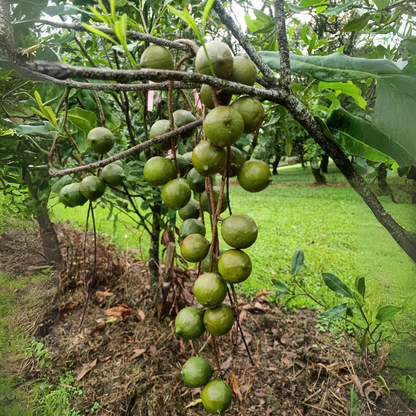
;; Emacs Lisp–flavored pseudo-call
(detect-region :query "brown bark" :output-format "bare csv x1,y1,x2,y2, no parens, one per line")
320,154,329,174
36,205,62,267
312,167,327,184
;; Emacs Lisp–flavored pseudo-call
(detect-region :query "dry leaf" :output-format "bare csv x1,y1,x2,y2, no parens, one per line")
96,290,113,298
129,348,146,361
138,309,146,321
282,357,292,369
281,329,295,344
87,322,106,337
220,356,233,372
77,359,97,381
149,345,157,357
230,372,242,401
185,398,202,408
104,306,135,317
59,301,77,311
255,289,273,298
269,267,275,275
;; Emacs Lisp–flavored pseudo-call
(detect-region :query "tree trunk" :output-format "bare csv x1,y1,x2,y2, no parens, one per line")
320,154,329,173
299,147,306,168
312,167,327,184
149,204,161,297
272,155,281,175
35,204,62,266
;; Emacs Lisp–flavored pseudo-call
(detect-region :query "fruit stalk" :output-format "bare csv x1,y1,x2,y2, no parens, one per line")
168,81,181,178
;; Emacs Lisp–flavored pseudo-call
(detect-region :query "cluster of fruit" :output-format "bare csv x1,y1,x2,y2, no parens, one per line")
141,41,272,414
59,127,126,207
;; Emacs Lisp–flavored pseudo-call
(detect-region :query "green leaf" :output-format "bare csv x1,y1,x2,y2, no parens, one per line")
83,23,118,45
245,14,262,32
376,305,402,323
285,137,293,156
30,107,48,121
343,13,371,32
328,108,416,167
374,0,390,10
318,81,366,109
299,0,323,6
34,91,46,115
259,52,401,82
321,0,358,15
253,9,274,23
64,107,97,134
272,280,290,298
202,0,216,34
291,248,304,276
316,5,327,13
44,106,57,127
356,277,366,299
2,102,34,118
319,304,348,320
286,3,309,12
301,25,309,46
322,273,353,298
375,75,416,165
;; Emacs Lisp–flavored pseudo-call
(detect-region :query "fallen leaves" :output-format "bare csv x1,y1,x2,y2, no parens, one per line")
137,309,146,321
230,372,243,401
77,359,97,381
129,348,146,361
87,322,106,337
104,306,135,317
59,301,77,312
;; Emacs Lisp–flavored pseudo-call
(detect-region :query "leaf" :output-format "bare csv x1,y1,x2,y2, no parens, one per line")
374,75,416,165
328,108,416,167
299,0,323,6
34,91,46,115
343,13,371,32
83,23,118,45
321,0,358,16
356,277,366,299
322,273,353,298
44,106,57,127
272,279,289,293
2,102,34,118
104,306,135,317
202,0,216,34
245,14,262,32
376,305,402,323
259,51,401,82
64,107,97,134
253,9,274,23
374,0,390,10
291,248,304,276
185,399,202,408
77,359,97,381
318,81,366,109
319,303,348,320
129,348,146,360
30,107,48,121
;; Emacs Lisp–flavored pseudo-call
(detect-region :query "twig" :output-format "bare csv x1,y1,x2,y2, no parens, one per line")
175,52,193,70
168,81,180,178
206,176,218,271
211,335,222,374
198,335,212,355
226,146,232,215
179,89,194,113
74,35,96,68
122,184,152,236
49,119,202,177
85,80,106,128
231,284,239,346
273,0,291,86
210,87,220,108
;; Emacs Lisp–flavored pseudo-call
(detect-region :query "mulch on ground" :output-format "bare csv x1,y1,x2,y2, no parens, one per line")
1,224,411,416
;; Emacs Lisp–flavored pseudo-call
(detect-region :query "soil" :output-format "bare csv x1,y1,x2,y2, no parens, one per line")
1,225,412,416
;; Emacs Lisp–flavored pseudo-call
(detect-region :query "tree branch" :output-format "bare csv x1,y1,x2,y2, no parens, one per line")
49,119,202,178
273,0,291,86
38,20,192,53
212,0,278,87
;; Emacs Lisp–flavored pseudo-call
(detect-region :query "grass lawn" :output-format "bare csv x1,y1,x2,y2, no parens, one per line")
51,163,416,370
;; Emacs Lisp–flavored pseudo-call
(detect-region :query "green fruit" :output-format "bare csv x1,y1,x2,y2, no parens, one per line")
203,304,234,336
204,106,244,148
194,273,227,308
229,56,257,86
222,146,246,178
202,249,225,273
192,141,227,177
112,160,124,168
186,168,206,193
150,120,180,151
175,307,205,340
59,183,88,207
144,156,175,186
80,176,106,201
231,97,265,134
87,127,115,154
167,154,190,177
201,379,232,415
101,163,125,186
173,110,197,139
200,84,232,110
140,44,175,71
180,234,210,263
201,186,228,214
179,218,206,239
181,357,214,388
195,41,234,79
237,160,272,193
161,179,191,210
218,249,252,284
139,152,147,162
183,151,193,165
221,213,258,249
178,199,200,221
